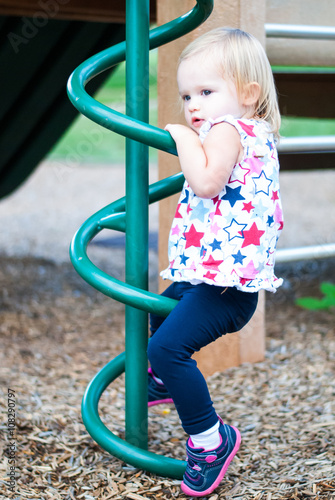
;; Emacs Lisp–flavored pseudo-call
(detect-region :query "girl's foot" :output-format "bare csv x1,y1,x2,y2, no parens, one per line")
181,416,241,497
148,368,174,407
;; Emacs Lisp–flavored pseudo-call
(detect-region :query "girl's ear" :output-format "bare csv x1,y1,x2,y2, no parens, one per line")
241,82,261,106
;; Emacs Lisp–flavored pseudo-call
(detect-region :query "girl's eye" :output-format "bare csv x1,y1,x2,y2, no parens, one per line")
202,90,212,96
183,95,191,101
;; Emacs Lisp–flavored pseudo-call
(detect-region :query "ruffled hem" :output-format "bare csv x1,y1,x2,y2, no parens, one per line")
160,268,283,293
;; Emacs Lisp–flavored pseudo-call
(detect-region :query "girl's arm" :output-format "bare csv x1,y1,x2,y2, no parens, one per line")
165,122,243,199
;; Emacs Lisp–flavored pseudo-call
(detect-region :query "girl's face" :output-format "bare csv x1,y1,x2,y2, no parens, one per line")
177,54,246,134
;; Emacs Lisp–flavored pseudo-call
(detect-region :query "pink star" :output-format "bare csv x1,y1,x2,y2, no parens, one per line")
240,260,258,278
184,224,205,249
211,222,221,235
239,277,252,286
202,255,224,271
229,164,250,184
171,224,181,236
204,271,217,281
237,120,256,137
240,222,265,248
245,155,263,175
174,204,182,218
274,203,283,225
214,200,222,216
271,190,279,201
242,201,255,213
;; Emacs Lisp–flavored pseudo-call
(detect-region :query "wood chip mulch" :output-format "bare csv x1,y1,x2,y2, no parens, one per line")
0,257,334,499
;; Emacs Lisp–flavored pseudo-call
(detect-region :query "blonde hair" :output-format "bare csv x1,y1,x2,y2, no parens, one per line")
179,27,281,138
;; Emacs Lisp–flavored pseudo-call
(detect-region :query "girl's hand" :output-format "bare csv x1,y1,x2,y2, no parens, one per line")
164,122,243,199
165,124,198,143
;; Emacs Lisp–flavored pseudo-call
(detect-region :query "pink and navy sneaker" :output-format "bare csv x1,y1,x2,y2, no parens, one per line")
181,416,241,497
147,368,174,407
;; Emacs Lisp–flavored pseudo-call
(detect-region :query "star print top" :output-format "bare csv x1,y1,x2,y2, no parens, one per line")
160,115,284,293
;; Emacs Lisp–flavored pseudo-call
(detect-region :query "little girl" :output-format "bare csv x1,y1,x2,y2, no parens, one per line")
147,27,284,497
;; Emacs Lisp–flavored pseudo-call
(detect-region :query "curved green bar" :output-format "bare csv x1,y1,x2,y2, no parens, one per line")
67,0,213,155
69,0,214,479
69,172,184,317
82,352,187,479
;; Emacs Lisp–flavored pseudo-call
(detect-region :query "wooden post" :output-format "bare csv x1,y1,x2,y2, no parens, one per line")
157,0,266,378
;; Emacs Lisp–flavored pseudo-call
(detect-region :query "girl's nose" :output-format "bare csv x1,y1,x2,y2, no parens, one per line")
188,98,200,112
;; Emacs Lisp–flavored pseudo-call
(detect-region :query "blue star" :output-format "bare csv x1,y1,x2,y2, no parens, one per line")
209,238,222,252
245,280,256,289
219,209,234,225
200,246,207,258
266,138,273,150
223,218,247,242
251,199,268,219
260,153,272,167
190,200,207,222
222,186,245,207
180,253,189,266
168,240,177,252
181,190,189,204
256,242,266,256
232,250,246,264
170,268,176,277
256,261,266,273
267,215,274,226
252,171,273,196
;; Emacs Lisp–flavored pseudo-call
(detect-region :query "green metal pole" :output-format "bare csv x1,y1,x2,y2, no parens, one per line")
125,0,150,449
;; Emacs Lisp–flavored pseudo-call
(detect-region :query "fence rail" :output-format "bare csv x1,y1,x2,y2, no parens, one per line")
266,23,335,40
276,243,335,263
278,136,335,153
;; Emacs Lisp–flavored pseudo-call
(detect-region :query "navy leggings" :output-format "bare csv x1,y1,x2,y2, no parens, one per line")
147,282,258,435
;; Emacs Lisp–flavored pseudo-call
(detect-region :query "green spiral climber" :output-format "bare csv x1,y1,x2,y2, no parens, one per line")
67,0,213,479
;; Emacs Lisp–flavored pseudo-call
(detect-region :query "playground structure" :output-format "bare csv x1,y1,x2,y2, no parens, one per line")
65,0,335,478
1,0,335,481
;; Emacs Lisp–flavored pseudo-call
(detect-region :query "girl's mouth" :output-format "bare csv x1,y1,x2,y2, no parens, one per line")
192,117,204,127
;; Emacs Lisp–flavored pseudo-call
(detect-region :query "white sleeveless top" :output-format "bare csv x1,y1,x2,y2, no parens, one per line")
160,115,284,293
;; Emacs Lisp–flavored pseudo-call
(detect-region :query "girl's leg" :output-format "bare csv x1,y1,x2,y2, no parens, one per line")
147,283,183,406
147,282,258,436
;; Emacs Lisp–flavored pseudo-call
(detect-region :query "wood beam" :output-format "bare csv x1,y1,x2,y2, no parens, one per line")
157,0,266,378
0,0,156,23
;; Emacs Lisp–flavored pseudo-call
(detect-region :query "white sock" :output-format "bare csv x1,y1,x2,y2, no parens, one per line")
190,420,220,450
